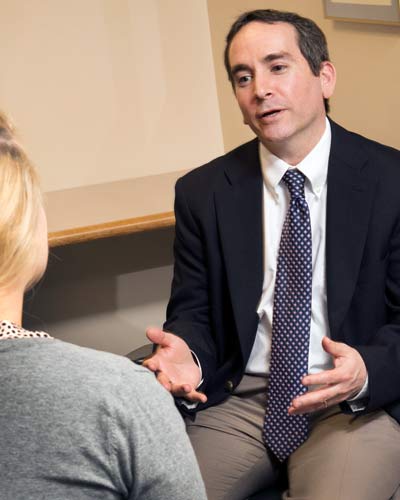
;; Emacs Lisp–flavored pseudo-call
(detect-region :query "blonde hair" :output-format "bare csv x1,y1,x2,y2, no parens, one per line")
0,112,45,290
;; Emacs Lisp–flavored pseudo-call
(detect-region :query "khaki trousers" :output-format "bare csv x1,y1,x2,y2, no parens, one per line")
186,375,400,500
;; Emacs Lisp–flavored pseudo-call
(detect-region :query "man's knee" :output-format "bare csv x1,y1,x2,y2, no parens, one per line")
286,409,400,500
187,423,275,500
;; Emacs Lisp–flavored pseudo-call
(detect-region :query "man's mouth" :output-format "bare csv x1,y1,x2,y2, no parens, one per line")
258,109,283,119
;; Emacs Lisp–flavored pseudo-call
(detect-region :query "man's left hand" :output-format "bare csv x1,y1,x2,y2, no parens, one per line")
288,337,367,415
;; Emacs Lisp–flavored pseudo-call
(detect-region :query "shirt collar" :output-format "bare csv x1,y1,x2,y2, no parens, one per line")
259,117,331,200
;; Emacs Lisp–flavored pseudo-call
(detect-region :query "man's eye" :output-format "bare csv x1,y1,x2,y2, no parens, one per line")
236,75,252,86
271,64,286,72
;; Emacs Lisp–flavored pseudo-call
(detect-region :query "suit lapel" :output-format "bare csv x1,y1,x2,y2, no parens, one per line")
215,139,264,361
326,122,377,340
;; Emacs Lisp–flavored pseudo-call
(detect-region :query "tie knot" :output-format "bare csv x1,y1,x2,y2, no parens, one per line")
282,169,306,199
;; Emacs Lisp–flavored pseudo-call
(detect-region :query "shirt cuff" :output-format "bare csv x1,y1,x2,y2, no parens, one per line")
346,375,369,412
176,350,203,410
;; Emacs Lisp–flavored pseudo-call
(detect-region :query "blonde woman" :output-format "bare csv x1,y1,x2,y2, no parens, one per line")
0,113,206,500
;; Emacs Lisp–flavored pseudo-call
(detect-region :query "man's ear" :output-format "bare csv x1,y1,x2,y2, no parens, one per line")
319,61,336,99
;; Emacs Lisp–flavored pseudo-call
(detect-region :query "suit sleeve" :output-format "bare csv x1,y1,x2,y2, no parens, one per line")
163,177,218,381
356,214,400,412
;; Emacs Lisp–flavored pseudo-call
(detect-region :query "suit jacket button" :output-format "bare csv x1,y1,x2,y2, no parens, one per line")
224,380,234,392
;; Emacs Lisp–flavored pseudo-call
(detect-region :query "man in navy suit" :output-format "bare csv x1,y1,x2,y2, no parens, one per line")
144,9,400,500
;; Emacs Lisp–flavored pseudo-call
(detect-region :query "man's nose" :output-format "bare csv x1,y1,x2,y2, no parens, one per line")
253,73,272,100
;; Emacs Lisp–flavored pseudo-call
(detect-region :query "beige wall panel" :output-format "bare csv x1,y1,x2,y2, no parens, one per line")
26,228,175,354
0,0,223,192
33,265,173,355
207,0,400,152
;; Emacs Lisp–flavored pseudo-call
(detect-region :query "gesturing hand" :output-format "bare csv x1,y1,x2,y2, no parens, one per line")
288,337,367,415
143,327,207,404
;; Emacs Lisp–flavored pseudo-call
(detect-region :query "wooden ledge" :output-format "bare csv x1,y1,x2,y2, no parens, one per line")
48,211,175,247
46,170,186,247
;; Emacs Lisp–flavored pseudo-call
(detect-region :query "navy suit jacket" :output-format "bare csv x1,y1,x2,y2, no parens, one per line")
164,121,400,422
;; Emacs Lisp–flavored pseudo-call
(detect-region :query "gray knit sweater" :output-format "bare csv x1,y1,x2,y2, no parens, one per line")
0,338,206,500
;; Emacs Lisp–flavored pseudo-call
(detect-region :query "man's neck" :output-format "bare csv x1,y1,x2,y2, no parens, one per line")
262,117,328,166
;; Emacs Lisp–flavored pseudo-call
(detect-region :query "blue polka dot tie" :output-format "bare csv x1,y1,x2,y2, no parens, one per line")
263,169,312,463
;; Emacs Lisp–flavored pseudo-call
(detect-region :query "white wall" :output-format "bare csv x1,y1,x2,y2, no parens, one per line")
0,0,223,191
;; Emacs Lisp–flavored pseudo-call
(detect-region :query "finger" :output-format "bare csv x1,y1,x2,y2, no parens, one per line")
289,402,325,415
155,370,173,392
289,393,345,415
142,356,161,373
290,385,349,414
169,381,192,393
291,378,360,413
322,336,349,357
171,386,208,404
146,327,168,346
302,367,346,387
289,397,330,415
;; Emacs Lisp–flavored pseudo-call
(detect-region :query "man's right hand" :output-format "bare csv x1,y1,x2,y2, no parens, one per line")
143,327,207,404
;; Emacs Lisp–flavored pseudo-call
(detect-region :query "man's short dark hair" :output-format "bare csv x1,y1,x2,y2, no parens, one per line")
224,9,331,113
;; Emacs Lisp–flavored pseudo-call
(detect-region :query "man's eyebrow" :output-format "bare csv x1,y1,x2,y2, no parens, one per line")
231,51,293,77
230,64,251,77
264,51,292,63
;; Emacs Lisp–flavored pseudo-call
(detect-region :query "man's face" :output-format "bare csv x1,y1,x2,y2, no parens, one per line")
228,21,335,163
